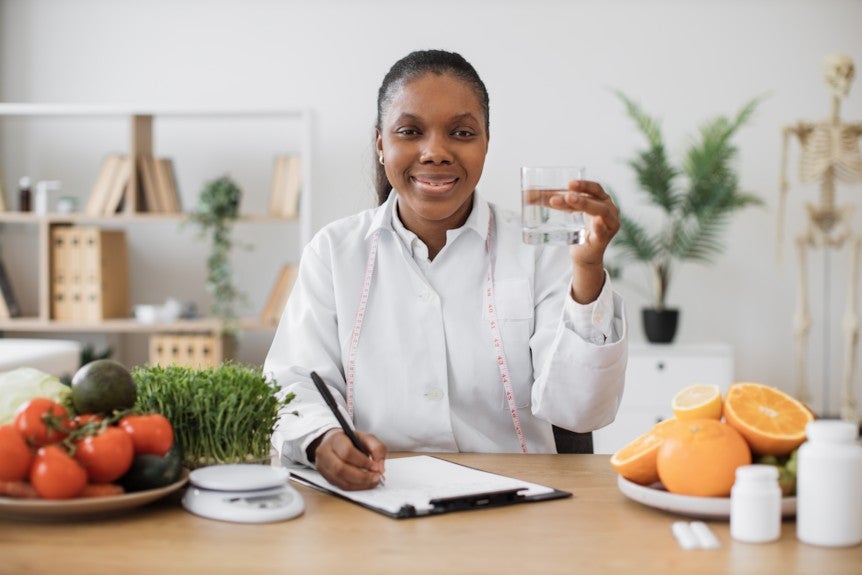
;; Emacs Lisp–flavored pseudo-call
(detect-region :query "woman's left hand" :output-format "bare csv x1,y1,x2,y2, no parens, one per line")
548,179,620,304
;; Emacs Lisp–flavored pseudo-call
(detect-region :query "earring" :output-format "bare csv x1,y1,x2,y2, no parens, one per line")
378,155,385,165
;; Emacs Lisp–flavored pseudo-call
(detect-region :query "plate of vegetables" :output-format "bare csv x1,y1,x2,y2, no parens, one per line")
0,470,188,521
0,360,186,521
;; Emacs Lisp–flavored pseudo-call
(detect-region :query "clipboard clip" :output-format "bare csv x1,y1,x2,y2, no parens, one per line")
428,488,527,513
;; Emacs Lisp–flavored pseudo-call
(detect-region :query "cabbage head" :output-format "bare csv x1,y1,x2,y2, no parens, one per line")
0,367,71,424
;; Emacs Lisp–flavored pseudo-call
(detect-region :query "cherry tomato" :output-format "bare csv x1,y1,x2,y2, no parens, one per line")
30,445,87,499
0,424,33,481
119,414,174,457
14,398,72,446
74,426,135,483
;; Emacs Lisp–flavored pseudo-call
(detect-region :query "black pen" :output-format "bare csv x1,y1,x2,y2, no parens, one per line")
309,370,385,485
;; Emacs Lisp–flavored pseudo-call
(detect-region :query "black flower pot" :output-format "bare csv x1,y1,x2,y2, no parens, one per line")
642,308,679,344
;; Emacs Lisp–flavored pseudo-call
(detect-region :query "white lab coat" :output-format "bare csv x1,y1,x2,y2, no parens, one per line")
264,191,627,465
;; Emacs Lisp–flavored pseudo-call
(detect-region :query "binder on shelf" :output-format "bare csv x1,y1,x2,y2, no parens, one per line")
85,154,124,216
50,226,129,321
268,155,301,218
149,333,225,369
260,264,297,326
49,227,74,320
0,258,21,319
101,156,133,215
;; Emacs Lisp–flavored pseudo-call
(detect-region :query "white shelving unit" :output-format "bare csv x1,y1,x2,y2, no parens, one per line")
0,104,313,364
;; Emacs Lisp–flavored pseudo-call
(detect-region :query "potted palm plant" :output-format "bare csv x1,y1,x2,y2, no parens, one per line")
610,91,764,343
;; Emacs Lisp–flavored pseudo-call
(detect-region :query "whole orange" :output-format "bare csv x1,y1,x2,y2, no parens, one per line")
656,419,752,497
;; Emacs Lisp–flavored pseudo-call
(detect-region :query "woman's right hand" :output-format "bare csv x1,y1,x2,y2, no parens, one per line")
311,429,387,491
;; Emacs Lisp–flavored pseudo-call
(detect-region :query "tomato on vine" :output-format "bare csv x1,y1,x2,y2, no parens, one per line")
0,424,33,481
74,426,135,483
30,445,87,499
119,414,174,456
14,398,72,446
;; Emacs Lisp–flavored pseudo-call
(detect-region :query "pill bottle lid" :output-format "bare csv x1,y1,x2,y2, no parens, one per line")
805,419,858,443
18,176,31,188
735,464,779,482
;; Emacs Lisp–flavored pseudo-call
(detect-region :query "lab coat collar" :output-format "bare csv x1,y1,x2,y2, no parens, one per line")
366,189,491,243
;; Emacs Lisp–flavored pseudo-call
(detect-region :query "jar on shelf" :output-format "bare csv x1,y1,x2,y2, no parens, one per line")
18,176,31,212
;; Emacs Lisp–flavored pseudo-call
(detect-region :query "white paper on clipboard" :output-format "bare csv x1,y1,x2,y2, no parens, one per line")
286,455,569,518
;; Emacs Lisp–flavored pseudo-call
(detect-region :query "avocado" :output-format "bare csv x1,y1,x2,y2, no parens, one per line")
71,359,137,415
119,443,184,492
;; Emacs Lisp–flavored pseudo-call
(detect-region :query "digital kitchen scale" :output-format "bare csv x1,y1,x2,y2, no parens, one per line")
182,464,305,523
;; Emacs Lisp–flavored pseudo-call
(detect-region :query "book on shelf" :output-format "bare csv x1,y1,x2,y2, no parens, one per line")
260,264,298,326
138,155,163,213
0,258,21,319
155,157,181,213
268,155,301,218
85,154,123,216
100,156,133,215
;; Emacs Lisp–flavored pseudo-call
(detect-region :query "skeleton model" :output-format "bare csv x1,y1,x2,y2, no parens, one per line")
778,53,862,422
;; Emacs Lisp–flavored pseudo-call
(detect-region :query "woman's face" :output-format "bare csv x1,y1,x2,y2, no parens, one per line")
376,72,489,235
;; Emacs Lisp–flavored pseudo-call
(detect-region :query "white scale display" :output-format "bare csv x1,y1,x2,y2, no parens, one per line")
182,464,305,523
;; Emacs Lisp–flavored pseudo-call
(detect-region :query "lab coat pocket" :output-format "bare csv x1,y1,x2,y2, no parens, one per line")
485,278,533,321
486,278,533,409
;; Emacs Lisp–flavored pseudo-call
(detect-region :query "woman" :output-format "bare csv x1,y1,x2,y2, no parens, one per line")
264,49,627,491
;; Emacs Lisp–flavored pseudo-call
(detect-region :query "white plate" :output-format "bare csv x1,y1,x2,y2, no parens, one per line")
0,471,189,521
617,475,797,520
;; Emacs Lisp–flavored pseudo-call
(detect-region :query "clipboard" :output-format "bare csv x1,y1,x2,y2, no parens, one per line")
286,455,571,519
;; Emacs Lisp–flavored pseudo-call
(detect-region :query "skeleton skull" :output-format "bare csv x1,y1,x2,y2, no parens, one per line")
822,52,855,98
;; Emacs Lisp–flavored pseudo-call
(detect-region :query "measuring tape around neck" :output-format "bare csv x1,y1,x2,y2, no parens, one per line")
344,207,528,453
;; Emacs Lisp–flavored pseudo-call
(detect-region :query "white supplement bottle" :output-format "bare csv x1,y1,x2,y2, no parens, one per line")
730,464,782,543
796,419,862,547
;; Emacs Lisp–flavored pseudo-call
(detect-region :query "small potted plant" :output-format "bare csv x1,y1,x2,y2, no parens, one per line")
190,175,247,339
610,91,764,343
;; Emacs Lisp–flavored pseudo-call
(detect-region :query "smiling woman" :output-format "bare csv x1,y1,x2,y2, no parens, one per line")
264,49,628,492
374,60,490,260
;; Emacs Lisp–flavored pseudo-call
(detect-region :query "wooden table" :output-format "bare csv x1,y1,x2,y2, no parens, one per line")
1,454,860,575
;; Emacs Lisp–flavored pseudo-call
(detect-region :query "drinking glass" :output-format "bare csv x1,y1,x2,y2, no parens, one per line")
521,166,587,245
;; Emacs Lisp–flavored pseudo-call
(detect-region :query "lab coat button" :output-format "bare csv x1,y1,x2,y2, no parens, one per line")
425,389,444,400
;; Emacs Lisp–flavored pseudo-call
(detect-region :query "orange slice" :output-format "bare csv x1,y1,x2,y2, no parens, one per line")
610,418,685,486
671,383,723,420
723,382,814,455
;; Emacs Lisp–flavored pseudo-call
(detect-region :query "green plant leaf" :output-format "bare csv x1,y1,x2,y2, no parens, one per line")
608,91,765,308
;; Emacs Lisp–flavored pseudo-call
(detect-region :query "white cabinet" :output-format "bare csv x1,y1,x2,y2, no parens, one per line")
592,343,735,454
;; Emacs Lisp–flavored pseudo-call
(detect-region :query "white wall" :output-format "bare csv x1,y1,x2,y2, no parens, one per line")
1,0,861,416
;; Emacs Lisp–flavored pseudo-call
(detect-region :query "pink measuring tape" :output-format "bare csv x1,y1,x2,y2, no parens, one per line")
344,209,529,453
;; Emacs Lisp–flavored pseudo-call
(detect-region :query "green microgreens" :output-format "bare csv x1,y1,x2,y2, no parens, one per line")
131,362,293,469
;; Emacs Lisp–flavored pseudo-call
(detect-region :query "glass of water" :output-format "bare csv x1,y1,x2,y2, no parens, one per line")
521,166,587,245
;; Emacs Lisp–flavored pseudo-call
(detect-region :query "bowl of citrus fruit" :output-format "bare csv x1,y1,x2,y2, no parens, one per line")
610,381,813,519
